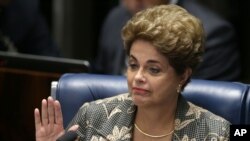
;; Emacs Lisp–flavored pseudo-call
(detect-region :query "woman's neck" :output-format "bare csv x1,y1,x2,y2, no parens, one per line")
134,100,177,134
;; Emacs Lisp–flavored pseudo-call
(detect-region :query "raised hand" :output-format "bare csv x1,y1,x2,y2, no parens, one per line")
34,96,66,141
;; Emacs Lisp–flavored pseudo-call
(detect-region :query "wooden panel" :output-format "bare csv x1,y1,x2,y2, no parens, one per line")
0,68,61,141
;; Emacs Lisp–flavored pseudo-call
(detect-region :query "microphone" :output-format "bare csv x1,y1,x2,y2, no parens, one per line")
56,131,78,141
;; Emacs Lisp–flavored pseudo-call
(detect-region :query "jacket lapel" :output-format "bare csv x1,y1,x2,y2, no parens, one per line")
173,95,200,140
94,94,136,140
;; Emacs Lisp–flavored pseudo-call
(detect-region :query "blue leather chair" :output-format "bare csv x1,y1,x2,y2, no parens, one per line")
245,90,250,124
51,73,250,128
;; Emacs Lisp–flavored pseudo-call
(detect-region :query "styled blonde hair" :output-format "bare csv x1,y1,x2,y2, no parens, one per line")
122,4,205,75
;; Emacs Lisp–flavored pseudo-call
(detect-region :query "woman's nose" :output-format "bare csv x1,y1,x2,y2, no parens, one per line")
134,68,146,83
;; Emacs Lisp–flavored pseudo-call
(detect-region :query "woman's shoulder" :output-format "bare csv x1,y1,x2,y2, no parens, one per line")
177,102,231,140
79,93,132,112
92,93,132,105
187,102,231,126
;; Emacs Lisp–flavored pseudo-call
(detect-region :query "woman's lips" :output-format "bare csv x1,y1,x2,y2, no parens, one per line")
132,87,149,95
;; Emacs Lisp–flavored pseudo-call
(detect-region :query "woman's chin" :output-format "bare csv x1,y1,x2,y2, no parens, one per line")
132,94,149,106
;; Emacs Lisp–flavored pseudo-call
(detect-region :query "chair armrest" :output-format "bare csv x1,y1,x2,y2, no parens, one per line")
51,81,58,99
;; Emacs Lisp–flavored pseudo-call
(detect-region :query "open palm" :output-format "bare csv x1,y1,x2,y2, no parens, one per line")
34,97,65,141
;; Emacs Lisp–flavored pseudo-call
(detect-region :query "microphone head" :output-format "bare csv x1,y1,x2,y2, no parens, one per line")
56,131,78,141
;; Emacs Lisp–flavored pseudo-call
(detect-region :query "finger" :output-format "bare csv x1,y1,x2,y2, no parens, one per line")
68,124,79,131
47,96,55,124
54,100,63,125
41,99,48,126
34,108,42,131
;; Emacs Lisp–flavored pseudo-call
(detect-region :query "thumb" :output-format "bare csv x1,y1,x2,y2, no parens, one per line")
68,124,79,131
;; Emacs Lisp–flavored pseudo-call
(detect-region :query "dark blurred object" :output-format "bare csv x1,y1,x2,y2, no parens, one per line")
0,51,90,73
0,0,60,56
56,131,78,141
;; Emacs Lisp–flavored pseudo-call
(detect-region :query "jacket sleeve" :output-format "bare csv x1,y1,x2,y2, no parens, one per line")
66,103,90,139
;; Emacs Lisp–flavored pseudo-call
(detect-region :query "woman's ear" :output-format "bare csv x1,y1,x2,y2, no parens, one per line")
180,68,192,84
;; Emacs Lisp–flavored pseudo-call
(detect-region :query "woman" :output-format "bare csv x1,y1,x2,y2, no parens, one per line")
34,4,230,141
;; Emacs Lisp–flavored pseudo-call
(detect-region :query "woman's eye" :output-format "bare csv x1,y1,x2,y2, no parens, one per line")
149,67,160,74
128,63,138,70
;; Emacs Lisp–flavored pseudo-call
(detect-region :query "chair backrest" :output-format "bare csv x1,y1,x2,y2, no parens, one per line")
52,73,250,127
245,90,250,124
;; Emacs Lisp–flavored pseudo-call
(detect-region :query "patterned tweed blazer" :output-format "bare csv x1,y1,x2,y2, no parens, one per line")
67,93,230,141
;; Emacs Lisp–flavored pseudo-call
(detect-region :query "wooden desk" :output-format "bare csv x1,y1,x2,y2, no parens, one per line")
0,68,61,141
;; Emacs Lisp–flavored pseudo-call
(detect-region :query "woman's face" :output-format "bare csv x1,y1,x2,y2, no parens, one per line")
127,39,184,107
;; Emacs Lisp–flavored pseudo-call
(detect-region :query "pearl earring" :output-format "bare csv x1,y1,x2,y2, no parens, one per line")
177,84,182,93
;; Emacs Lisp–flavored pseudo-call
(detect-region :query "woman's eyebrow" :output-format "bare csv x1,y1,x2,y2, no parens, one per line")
129,54,137,60
147,60,160,64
